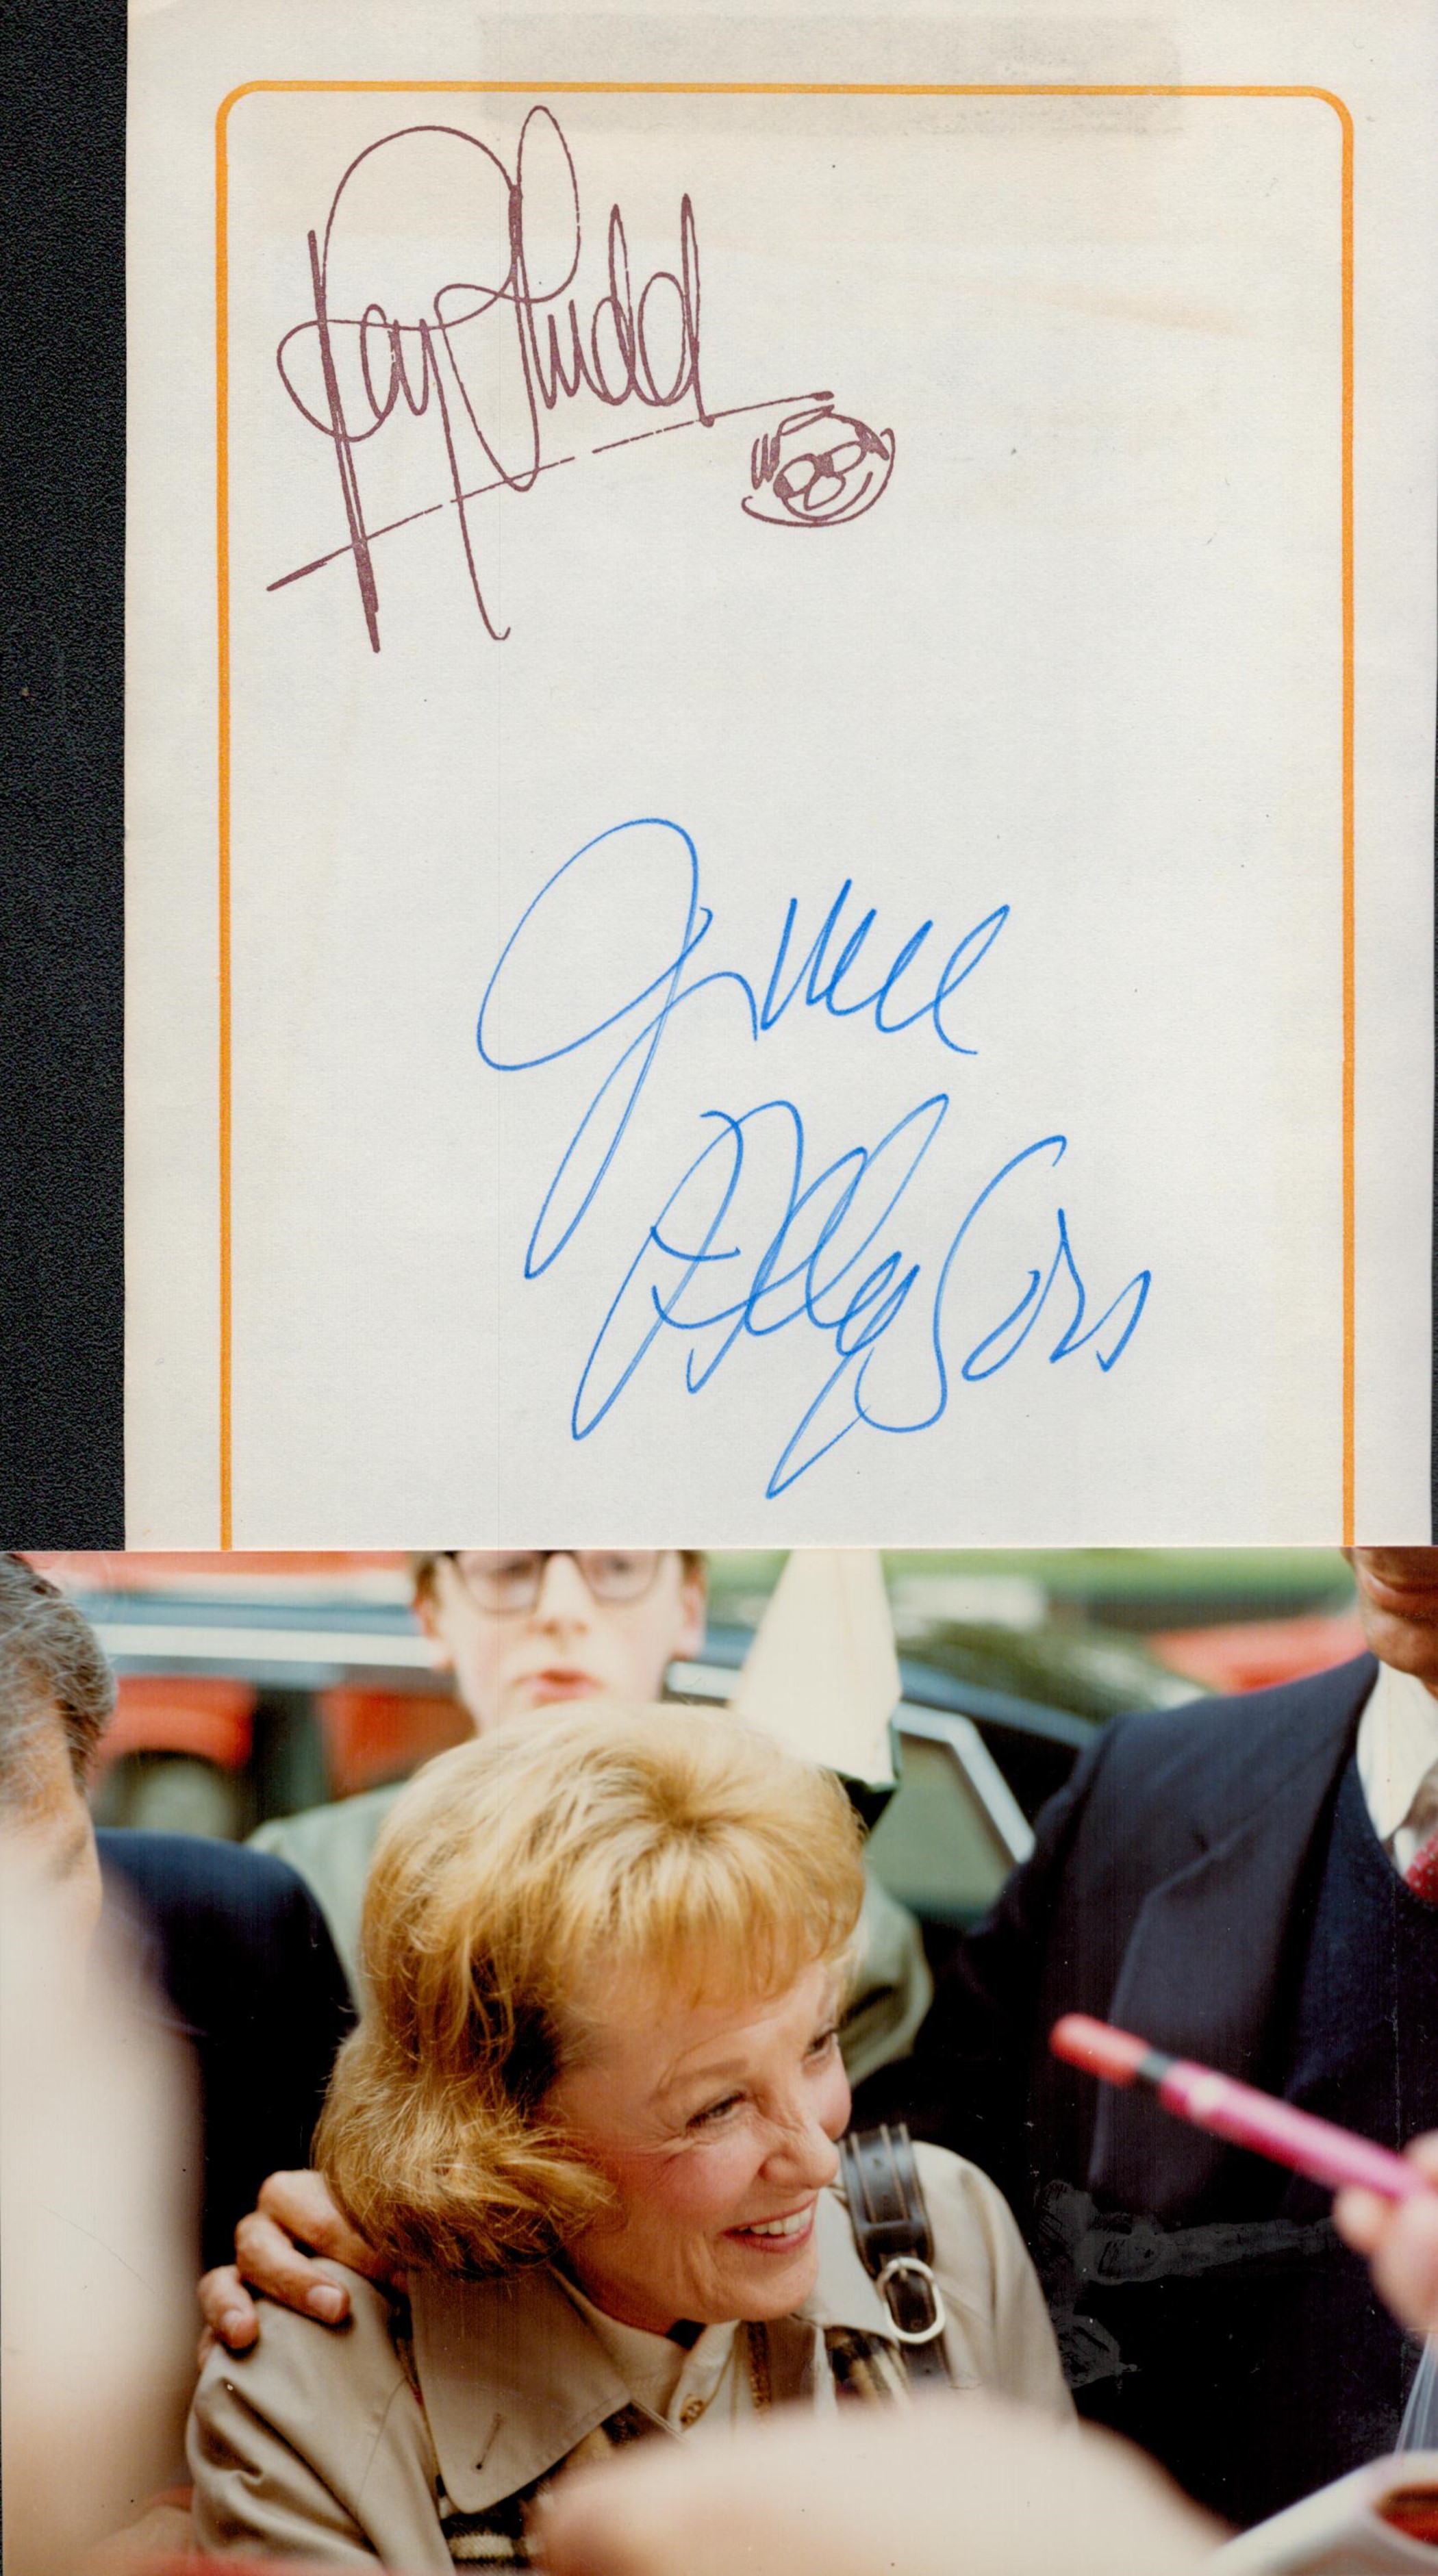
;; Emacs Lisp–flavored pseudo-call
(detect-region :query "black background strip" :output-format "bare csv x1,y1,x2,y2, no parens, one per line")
1,0,125,1544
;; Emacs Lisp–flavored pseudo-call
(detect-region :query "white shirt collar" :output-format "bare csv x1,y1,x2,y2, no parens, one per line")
1355,1657,1438,1844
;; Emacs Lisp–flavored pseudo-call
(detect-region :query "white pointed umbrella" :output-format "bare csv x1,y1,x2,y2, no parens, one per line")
729,1549,900,1791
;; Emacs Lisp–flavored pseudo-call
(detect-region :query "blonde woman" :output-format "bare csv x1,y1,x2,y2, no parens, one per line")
190,1706,1069,2568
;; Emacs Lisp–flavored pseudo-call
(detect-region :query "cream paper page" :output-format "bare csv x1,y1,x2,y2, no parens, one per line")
126,2,1437,1543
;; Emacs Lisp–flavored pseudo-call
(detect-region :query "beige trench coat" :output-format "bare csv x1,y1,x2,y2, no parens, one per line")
190,2144,1072,2567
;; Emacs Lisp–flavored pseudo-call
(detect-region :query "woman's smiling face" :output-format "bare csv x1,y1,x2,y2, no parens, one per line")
545,1956,850,2334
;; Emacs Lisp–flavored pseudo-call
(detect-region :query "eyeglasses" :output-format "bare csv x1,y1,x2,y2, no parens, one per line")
446,1550,666,1615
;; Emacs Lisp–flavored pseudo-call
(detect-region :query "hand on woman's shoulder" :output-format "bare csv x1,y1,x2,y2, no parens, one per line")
199,2258,403,2386
190,2259,426,2567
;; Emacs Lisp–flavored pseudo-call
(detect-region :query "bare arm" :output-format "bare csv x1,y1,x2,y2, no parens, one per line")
536,2399,1218,2576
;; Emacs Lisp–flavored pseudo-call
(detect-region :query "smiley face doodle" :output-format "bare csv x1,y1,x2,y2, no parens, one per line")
742,404,896,528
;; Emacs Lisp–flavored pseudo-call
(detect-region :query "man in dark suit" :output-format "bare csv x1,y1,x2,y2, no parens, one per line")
857,1548,1438,2530
1,1554,352,2272
97,1829,353,2271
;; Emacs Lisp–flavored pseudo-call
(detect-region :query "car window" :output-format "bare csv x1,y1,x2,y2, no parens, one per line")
868,1732,1017,1926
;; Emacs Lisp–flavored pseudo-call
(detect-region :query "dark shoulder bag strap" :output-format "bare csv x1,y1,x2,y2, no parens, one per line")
838,2122,953,2389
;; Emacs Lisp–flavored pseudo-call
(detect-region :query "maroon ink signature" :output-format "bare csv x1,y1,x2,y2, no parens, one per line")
743,405,896,527
274,106,713,649
270,107,894,644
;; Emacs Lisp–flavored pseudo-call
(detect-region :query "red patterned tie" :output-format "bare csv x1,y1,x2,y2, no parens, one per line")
1407,1828,1438,1906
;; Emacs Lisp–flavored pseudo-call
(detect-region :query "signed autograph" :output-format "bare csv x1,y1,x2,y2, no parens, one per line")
275,107,711,648
478,819,1152,1498
270,107,894,642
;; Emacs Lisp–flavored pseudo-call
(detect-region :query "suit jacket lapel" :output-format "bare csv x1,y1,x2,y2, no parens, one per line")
1089,1660,1374,2216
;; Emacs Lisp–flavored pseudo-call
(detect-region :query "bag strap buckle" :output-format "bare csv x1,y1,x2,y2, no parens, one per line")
839,2123,952,2385
873,2254,947,2346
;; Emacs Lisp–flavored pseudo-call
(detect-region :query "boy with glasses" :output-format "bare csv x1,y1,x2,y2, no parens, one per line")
250,1550,707,2001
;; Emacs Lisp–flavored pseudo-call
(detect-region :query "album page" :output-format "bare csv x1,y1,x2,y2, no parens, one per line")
127,0,1437,1541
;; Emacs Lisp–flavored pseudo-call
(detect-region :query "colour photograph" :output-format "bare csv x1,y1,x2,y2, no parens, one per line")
4,1545,1437,2576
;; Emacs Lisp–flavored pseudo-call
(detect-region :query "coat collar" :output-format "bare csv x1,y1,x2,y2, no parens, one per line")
1088,1656,1376,2215
409,2183,891,2513
797,2180,895,2338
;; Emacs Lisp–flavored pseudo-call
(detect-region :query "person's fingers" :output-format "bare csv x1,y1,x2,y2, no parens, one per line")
1333,2182,1385,2255
1370,2192,1438,2339
232,2209,351,2323
1336,2133,1438,2245
1336,2136,1438,2340
255,2167,398,2284
255,2167,349,2243
197,2264,260,2349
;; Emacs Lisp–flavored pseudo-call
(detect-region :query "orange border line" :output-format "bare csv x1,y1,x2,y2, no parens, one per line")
216,101,234,1547
1339,112,1356,1543
214,81,1356,1547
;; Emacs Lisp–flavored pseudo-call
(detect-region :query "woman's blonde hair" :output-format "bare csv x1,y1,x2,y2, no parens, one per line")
314,1702,864,2276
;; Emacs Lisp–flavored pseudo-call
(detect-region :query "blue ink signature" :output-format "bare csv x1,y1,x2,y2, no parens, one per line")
477,818,1152,1497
